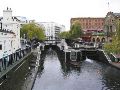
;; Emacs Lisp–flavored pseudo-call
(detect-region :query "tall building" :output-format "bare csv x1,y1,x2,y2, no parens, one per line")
38,22,65,44
0,8,27,58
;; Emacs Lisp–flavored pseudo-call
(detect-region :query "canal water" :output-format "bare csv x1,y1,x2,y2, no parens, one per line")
1,49,120,90
32,49,120,90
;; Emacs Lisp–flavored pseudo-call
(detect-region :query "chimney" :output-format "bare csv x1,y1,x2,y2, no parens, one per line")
3,7,12,20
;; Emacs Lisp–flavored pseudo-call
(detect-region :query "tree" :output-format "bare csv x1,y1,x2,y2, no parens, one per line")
69,21,83,39
116,20,120,40
59,31,70,39
20,23,45,41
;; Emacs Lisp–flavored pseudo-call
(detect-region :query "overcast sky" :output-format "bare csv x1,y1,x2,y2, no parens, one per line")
0,0,120,30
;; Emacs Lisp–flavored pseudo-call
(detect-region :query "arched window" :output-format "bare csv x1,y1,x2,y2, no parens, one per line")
101,38,105,43
96,38,100,42
92,38,95,42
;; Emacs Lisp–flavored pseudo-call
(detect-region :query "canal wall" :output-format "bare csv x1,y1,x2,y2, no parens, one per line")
43,44,110,64
0,47,32,79
0,50,40,90
82,50,109,63
0,45,40,90
97,50,109,63
0,52,34,90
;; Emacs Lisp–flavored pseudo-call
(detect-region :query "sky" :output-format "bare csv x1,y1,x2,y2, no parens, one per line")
0,0,120,30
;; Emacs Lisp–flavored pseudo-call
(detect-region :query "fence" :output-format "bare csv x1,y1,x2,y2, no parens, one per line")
0,46,32,72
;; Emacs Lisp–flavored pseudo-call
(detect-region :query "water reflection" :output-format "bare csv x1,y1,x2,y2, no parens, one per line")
33,49,120,90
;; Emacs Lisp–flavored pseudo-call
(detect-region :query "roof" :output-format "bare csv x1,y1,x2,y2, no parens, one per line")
113,13,120,17
71,17,105,20
15,16,28,22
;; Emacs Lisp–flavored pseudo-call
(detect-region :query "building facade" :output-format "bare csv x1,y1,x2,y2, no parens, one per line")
71,17,105,32
38,22,65,44
0,8,24,58
104,12,120,41
71,17,105,42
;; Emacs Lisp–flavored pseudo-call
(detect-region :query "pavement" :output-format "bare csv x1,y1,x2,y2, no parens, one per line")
109,62,120,69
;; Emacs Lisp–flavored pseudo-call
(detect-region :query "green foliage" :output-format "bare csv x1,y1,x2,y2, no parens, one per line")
116,20,120,40
69,21,83,39
104,38,120,54
20,23,45,41
59,21,83,40
59,31,70,39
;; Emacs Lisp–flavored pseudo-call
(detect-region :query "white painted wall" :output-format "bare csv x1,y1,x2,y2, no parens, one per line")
0,8,22,58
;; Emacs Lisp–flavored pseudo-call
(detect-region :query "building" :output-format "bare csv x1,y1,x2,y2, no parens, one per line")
0,7,26,58
71,17,105,32
71,17,105,42
104,12,120,41
38,22,65,44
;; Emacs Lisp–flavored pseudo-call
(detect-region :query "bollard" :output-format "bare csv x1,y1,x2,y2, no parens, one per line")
6,56,9,67
8,55,11,66
65,51,66,63
19,50,22,59
11,54,14,64
0,58,2,72
15,51,18,61
3,57,7,70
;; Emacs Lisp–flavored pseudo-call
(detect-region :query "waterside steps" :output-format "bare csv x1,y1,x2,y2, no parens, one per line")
0,46,37,79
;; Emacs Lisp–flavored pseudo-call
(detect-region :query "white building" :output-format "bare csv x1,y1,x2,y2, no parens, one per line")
38,22,65,44
0,7,27,58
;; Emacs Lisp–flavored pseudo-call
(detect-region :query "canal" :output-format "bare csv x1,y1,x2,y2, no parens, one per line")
32,49,120,90
1,49,120,90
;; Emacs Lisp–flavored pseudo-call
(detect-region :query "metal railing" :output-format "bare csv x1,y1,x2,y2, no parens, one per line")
0,46,32,72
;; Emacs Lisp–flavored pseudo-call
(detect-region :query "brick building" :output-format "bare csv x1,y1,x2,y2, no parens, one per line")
71,17,105,42
71,17,105,32
104,12,120,42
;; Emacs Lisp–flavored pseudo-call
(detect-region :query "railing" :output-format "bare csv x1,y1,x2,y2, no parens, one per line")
44,40,61,45
0,46,31,72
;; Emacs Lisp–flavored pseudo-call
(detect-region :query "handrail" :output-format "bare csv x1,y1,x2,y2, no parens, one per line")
0,44,38,73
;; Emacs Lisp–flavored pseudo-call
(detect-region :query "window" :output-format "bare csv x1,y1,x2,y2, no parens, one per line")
0,45,2,50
